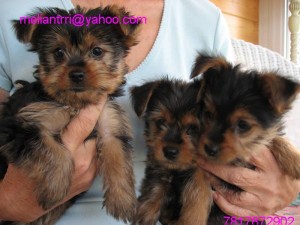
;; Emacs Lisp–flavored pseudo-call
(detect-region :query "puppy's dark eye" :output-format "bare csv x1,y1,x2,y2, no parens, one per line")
186,124,199,136
236,120,251,133
91,47,103,58
156,119,166,129
54,48,65,59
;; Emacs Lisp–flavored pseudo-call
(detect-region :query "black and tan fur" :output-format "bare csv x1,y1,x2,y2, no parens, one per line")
0,6,139,225
131,78,212,225
191,54,300,180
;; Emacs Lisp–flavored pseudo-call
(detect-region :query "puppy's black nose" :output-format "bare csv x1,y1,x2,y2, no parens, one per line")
204,144,219,157
69,71,85,83
163,147,179,160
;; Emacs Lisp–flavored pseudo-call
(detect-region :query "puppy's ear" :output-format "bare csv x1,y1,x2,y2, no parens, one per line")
109,5,141,48
195,79,205,103
12,19,37,43
260,73,300,114
11,7,46,43
131,81,159,117
190,53,230,78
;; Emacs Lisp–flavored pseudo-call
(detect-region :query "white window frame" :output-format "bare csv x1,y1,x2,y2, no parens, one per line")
259,0,288,58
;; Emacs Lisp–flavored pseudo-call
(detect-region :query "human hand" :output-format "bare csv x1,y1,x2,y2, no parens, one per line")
0,96,106,222
198,147,300,218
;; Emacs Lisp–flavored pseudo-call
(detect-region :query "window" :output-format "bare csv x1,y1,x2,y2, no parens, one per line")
287,0,300,64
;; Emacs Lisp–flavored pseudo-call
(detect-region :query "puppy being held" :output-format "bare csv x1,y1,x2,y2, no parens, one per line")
191,54,300,188
0,6,139,225
131,78,212,225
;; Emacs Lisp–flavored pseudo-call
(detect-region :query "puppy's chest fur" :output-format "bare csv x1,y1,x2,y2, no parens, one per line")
144,164,196,224
0,80,121,176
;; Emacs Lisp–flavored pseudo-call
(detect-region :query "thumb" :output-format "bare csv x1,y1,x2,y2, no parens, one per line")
62,95,107,151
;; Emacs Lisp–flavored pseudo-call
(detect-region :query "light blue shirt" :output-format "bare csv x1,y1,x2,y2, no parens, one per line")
0,0,233,224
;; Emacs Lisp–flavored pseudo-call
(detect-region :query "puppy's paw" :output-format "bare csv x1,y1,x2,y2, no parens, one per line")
271,136,300,179
104,190,137,223
133,203,159,225
283,163,300,179
282,151,300,179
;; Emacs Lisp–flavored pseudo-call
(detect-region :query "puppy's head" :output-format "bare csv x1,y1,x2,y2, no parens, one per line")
191,54,300,164
13,6,140,108
131,78,203,170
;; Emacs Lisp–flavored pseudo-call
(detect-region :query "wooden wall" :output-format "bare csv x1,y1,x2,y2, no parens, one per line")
210,0,259,44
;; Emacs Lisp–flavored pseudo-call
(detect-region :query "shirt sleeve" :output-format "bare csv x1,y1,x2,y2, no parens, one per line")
0,26,12,92
213,11,234,62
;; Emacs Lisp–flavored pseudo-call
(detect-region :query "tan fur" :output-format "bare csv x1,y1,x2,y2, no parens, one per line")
16,23,38,43
108,5,141,47
261,73,300,114
270,136,300,179
97,101,136,221
182,113,199,125
176,169,212,225
190,57,229,78
135,185,167,225
153,105,173,123
16,102,75,209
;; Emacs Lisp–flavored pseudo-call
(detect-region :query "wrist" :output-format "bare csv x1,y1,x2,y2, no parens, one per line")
0,181,13,220
0,165,43,222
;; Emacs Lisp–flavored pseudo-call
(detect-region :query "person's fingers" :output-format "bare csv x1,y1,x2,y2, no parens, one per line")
72,139,97,173
62,96,107,150
198,158,259,190
211,180,259,209
0,164,44,221
213,192,257,218
199,147,300,218
207,173,258,208
248,147,278,173
69,158,97,196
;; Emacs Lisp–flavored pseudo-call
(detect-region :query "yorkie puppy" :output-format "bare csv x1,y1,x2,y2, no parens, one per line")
131,78,212,225
191,54,300,183
0,6,139,225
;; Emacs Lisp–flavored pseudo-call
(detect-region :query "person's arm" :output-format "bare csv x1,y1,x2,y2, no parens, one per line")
198,147,300,217
0,90,106,222
213,9,234,62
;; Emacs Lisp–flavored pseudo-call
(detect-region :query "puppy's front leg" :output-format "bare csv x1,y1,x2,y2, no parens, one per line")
134,167,169,225
271,136,300,179
97,102,136,222
11,102,75,210
176,169,212,225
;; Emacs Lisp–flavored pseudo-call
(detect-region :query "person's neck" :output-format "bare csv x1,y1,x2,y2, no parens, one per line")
99,0,134,6
72,0,137,10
